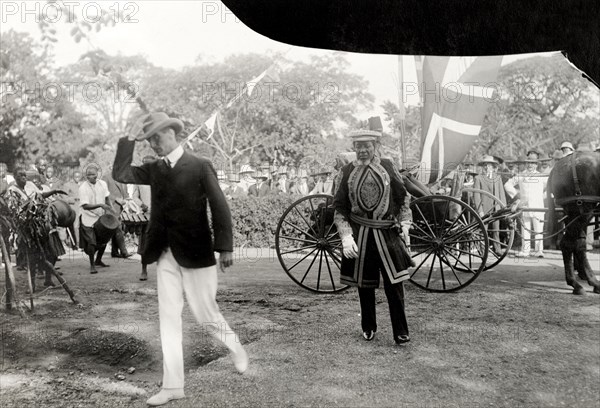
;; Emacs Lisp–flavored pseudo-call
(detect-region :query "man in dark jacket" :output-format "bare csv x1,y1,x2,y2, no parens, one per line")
113,112,248,406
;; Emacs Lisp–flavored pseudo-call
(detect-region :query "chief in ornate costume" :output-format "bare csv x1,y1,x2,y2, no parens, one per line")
333,128,413,345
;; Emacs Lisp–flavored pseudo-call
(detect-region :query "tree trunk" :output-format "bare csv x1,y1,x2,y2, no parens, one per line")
25,250,34,310
44,259,80,305
0,234,16,310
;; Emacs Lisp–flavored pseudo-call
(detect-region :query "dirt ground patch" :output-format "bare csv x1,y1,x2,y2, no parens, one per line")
1,248,600,407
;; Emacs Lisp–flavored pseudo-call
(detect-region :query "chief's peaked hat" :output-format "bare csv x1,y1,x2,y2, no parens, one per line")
133,112,184,141
348,129,382,142
368,116,383,132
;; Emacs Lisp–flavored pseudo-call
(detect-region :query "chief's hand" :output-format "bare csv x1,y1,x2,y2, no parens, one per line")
219,251,234,272
400,220,412,240
342,236,358,259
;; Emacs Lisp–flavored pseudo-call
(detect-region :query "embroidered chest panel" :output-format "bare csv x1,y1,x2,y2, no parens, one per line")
347,160,391,219
357,168,384,211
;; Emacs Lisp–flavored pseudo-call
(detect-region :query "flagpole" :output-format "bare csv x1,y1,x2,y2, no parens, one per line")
397,55,407,166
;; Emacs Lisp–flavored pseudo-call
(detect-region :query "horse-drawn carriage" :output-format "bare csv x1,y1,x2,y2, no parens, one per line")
274,151,600,295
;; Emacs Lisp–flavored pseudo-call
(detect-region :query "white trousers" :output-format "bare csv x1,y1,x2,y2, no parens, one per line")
157,248,241,389
522,215,543,254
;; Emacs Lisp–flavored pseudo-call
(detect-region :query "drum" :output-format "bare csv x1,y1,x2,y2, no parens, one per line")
93,214,119,245
120,211,150,235
50,199,76,227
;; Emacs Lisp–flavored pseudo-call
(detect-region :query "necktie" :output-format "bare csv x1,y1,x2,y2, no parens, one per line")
164,158,171,168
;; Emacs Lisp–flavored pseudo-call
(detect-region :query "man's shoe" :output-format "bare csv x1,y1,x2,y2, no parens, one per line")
94,261,109,267
532,251,544,258
146,389,185,406
394,335,411,345
43,281,57,288
90,268,98,274
231,345,249,374
363,330,375,341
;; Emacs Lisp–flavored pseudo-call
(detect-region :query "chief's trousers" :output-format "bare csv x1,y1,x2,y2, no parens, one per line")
157,247,241,389
357,253,409,339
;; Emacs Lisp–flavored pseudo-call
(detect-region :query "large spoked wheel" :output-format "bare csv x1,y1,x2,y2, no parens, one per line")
275,194,349,293
461,188,514,270
408,195,489,292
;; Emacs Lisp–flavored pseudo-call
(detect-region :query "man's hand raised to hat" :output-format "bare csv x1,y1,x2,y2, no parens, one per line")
128,114,150,141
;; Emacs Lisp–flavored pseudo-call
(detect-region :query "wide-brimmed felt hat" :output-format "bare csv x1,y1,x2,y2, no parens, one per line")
311,167,332,177
526,149,540,158
538,152,552,162
239,164,255,174
492,155,505,165
461,163,478,175
478,155,499,166
297,169,309,179
560,141,574,151
576,143,594,152
348,129,382,142
255,169,269,179
522,155,539,163
134,112,184,141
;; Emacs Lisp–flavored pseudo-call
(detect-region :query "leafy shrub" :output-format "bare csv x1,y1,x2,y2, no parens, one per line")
227,194,304,247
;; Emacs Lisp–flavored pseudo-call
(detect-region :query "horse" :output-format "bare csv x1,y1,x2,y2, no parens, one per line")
547,151,600,295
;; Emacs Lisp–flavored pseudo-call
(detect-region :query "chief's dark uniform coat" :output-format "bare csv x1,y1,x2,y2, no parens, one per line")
333,157,413,288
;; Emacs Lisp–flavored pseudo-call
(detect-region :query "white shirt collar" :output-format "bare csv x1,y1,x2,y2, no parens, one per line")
165,145,184,167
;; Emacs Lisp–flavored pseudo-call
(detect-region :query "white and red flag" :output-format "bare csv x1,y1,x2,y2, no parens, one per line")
417,56,502,184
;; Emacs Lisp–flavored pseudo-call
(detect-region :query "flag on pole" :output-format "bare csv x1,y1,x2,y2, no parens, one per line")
417,56,502,185
185,111,218,149
203,111,217,140
185,60,282,146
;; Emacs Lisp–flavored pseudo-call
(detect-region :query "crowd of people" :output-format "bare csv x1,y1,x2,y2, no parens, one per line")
217,164,338,198
439,141,600,257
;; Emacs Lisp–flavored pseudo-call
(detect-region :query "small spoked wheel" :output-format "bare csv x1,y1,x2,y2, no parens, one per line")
275,194,349,293
461,188,515,270
408,195,489,292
